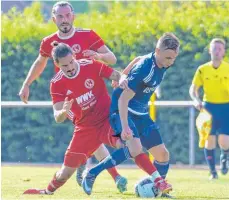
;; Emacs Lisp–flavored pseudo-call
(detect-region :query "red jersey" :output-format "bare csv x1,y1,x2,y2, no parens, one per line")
50,59,113,127
39,28,105,72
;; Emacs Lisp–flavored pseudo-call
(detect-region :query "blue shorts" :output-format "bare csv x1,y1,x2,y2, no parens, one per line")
109,111,163,150
204,102,229,135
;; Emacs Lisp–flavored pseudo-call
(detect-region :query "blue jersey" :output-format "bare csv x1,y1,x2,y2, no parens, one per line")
110,52,167,115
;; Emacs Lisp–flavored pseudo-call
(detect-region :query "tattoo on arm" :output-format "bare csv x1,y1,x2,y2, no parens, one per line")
109,70,121,82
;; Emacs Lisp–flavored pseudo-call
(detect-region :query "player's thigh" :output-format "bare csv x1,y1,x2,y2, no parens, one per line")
64,127,101,168
134,114,163,150
148,144,169,162
218,103,229,136
204,102,221,135
109,112,139,139
98,118,121,148
218,134,229,149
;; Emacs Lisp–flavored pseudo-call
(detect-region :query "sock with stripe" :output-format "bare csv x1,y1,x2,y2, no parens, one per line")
204,148,216,173
153,160,170,179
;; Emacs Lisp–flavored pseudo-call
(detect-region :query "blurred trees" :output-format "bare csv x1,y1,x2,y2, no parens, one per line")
1,1,229,164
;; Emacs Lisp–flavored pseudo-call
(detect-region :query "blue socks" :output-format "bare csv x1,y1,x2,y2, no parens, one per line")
89,146,131,176
204,148,216,173
153,160,169,179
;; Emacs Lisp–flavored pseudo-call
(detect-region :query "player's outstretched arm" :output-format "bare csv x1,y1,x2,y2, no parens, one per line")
118,89,135,140
97,45,117,65
109,70,121,82
53,97,74,123
83,45,117,65
19,55,48,103
189,84,203,110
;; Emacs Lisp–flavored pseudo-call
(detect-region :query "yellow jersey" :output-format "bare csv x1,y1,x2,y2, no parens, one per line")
192,61,229,103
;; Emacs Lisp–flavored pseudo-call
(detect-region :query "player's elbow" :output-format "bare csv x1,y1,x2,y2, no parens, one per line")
109,55,117,65
54,115,65,123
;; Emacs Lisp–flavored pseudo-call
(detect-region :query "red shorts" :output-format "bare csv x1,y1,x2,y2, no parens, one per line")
64,118,118,168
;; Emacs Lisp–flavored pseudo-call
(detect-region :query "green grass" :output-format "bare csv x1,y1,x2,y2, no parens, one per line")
1,166,229,200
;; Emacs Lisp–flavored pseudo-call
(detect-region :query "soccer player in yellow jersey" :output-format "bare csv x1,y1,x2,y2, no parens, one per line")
189,38,229,180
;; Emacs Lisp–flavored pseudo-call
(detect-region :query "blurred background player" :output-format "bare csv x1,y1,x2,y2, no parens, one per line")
189,38,229,180
18,1,126,192
23,42,126,195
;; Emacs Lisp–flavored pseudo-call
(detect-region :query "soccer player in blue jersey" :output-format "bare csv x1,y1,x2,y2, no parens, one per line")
82,33,180,196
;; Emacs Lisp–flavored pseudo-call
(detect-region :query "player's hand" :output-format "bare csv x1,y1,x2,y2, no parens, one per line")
121,126,133,141
111,80,119,88
119,79,129,90
62,97,74,113
18,84,30,104
193,100,203,111
83,50,101,60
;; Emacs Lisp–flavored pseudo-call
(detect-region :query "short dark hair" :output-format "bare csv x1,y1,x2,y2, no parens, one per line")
52,1,74,15
51,41,73,64
156,33,180,51
210,38,226,48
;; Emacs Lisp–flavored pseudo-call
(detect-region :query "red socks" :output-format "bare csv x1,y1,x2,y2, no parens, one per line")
134,153,157,175
46,174,66,193
107,167,119,181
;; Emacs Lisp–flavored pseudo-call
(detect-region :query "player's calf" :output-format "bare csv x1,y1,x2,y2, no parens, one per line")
220,150,229,175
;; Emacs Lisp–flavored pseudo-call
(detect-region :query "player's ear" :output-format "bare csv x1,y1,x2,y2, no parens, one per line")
72,13,75,21
52,15,56,24
155,47,160,54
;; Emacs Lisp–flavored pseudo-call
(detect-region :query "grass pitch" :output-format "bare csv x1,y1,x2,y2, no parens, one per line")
1,165,229,200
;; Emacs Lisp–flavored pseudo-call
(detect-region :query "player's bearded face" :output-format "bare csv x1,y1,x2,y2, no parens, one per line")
53,6,74,34
58,54,78,77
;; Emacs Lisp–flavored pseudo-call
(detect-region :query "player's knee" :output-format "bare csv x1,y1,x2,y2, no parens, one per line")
218,135,229,149
155,148,169,162
64,152,87,169
128,145,143,157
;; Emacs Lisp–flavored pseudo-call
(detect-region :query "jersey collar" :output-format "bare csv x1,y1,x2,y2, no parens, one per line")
57,27,76,40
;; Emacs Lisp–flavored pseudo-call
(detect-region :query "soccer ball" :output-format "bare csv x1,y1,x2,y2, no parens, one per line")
135,177,162,198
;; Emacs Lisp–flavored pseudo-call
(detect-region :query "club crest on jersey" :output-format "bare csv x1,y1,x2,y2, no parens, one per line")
72,44,81,54
85,79,94,89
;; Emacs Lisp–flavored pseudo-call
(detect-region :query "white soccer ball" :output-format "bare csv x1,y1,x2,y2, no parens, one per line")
135,177,162,198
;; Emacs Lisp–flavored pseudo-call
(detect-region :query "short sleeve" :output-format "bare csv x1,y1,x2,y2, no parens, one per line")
93,61,113,79
39,38,52,57
127,65,145,93
192,67,203,87
50,82,65,104
89,30,105,51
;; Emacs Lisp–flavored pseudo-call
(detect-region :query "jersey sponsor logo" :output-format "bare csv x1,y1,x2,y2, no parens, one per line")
143,87,155,93
84,79,94,89
72,44,81,54
66,90,73,95
76,91,94,105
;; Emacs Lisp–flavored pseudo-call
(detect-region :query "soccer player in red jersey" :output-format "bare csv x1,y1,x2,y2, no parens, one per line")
18,1,126,192
23,42,172,196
